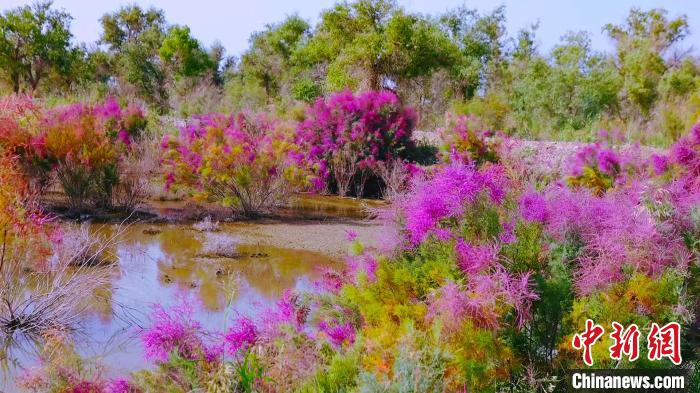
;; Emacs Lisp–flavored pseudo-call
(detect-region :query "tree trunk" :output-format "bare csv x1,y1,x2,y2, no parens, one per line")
11,74,20,93
368,63,381,91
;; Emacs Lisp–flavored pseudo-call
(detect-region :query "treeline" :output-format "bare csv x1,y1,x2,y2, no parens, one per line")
1,1,699,144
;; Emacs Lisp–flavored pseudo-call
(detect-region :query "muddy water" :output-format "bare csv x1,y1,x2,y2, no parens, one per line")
145,193,385,220
287,194,386,218
0,223,341,389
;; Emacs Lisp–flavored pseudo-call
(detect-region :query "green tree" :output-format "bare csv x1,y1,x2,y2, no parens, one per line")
159,25,215,79
440,6,508,99
99,5,167,107
239,15,310,101
0,1,75,93
605,8,689,116
510,32,621,132
298,0,457,95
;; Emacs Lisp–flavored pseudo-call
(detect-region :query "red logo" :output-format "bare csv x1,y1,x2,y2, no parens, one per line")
573,320,682,366
647,322,682,365
572,319,605,366
609,322,640,361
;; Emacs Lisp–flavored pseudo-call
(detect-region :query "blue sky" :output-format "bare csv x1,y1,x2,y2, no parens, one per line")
3,0,699,56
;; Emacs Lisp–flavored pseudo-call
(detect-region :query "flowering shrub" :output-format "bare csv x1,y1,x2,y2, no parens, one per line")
0,96,148,212
38,99,147,211
141,301,216,362
0,95,47,192
0,153,54,272
440,114,500,165
371,158,422,201
566,135,647,194
539,186,689,296
161,112,309,216
296,90,417,197
663,122,700,191
394,163,507,246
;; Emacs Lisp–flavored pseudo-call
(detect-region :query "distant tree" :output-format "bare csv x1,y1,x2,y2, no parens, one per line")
440,6,508,99
159,25,215,79
99,5,167,107
297,0,457,96
240,15,310,101
510,32,621,131
605,8,690,116
0,2,75,93
208,41,229,86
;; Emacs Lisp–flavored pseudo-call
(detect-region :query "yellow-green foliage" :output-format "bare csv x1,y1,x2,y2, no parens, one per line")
562,270,688,368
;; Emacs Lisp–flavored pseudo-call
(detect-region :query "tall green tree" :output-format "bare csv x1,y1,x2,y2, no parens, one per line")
509,32,622,132
99,5,167,107
0,1,75,93
298,0,457,95
440,6,508,99
159,25,215,79
605,8,689,116
240,15,310,101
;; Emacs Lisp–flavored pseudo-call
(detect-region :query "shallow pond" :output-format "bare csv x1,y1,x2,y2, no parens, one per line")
0,223,341,390
144,193,385,220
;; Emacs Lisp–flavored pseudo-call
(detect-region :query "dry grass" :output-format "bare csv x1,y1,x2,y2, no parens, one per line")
193,216,220,232
113,133,162,211
198,232,240,259
0,224,126,337
373,159,412,201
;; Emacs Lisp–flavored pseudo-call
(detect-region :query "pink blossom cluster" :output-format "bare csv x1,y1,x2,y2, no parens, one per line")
397,163,507,245
296,90,416,183
541,186,690,295
141,300,213,362
668,122,700,188
440,115,500,165
225,317,258,355
568,142,621,178
426,271,537,334
318,319,356,348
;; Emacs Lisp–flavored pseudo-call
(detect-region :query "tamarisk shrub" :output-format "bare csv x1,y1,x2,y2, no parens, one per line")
0,95,48,192
296,90,417,197
566,135,647,194
0,97,148,213
36,98,147,212
440,114,500,165
161,112,309,216
371,158,421,201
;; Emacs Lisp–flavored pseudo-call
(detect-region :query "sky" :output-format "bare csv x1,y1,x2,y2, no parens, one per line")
2,0,699,57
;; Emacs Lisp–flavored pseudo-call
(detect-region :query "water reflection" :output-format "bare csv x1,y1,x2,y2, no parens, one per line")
0,223,340,389
287,193,385,218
